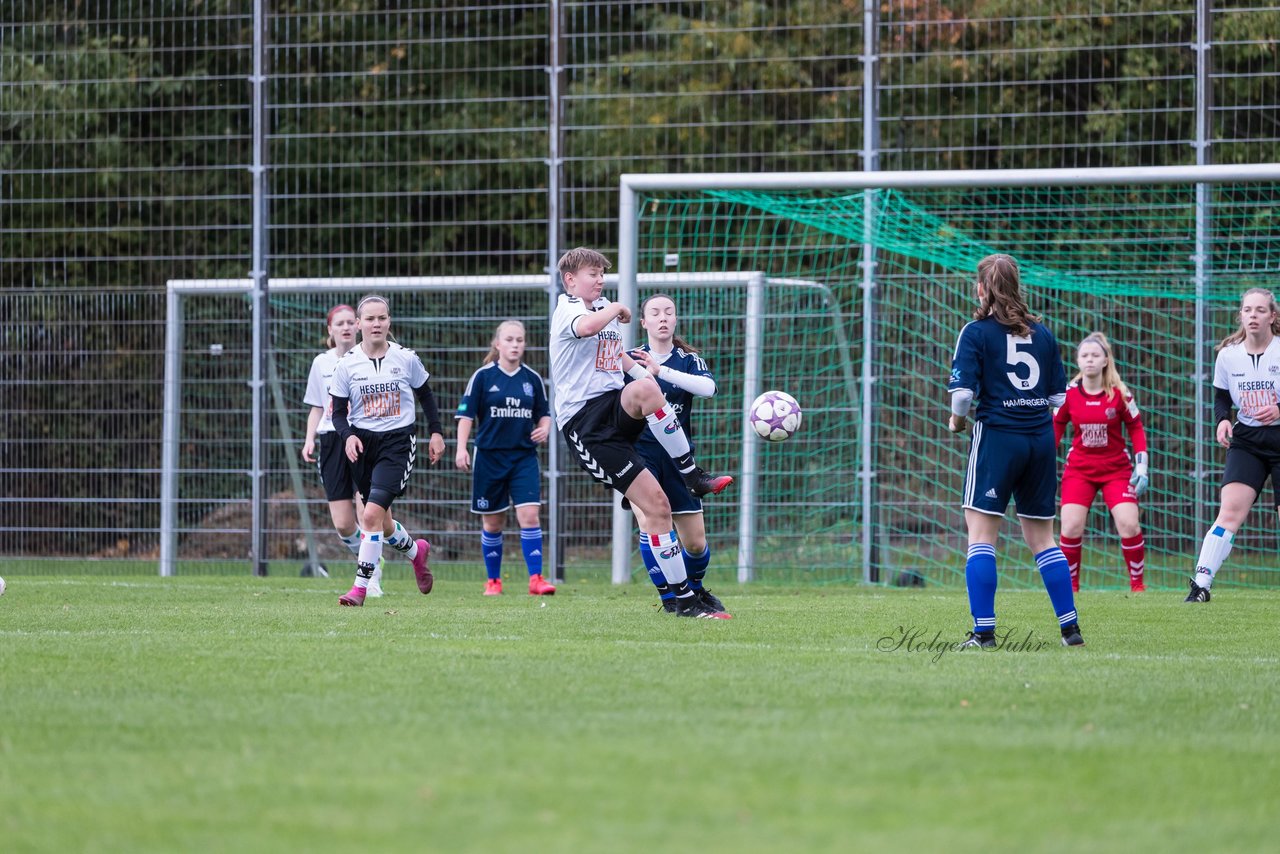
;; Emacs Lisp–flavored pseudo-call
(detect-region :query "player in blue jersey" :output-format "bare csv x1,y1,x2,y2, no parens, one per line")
455,319,556,596
623,294,726,614
946,254,1083,647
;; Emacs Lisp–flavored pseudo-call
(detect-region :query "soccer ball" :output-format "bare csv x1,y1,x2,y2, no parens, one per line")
749,390,802,442
0,575,6,596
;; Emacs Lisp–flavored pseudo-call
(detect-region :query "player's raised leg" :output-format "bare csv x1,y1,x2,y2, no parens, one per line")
619,372,731,498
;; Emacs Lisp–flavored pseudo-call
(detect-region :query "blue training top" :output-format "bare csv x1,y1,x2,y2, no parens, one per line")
948,317,1066,433
455,362,549,450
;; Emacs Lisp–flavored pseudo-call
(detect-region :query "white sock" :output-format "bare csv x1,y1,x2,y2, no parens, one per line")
646,529,688,585
386,521,418,559
1194,526,1234,589
355,529,383,589
340,530,361,555
644,406,692,471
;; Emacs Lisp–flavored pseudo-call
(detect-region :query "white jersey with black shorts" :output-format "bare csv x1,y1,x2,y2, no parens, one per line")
549,293,648,494
330,342,431,507
1215,338,1280,506
304,348,355,502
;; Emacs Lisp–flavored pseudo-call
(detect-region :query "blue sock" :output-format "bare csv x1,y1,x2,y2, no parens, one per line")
965,543,997,635
638,535,673,599
481,531,503,581
684,542,711,589
1036,546,1078,628
520,527,543,577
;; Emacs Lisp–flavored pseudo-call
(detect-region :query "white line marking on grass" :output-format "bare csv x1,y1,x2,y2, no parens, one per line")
1092,652,1280,665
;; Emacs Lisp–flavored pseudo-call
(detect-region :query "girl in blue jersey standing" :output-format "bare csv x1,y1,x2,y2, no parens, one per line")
947,254,1083,647
625,294,726,614
455,320,556,596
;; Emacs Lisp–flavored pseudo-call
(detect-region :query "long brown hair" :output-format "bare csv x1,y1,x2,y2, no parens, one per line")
324,303,355,349
640,293,698,353
1071,331,1131,400
1216,287,1280,351
973,253,1039,338
482,319,525,365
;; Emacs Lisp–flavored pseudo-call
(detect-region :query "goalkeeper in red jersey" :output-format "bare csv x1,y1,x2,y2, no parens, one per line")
1053,332,1149,593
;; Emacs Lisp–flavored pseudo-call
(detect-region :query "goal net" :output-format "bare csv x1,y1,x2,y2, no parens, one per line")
620,167,1280,590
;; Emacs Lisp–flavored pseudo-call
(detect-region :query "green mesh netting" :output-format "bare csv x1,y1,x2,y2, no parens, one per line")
635,183,1280,589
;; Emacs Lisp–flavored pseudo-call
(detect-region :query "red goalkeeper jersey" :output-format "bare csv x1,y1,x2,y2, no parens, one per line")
1053,384,1147,480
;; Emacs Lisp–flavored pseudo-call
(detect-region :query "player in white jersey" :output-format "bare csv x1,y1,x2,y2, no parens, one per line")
1186,287,1280,602
549,247,732,619
301,304,383,595
626,293,727,615
329,295,444,607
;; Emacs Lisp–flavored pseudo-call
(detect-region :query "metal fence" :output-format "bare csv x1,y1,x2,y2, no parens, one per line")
2,1,1278,576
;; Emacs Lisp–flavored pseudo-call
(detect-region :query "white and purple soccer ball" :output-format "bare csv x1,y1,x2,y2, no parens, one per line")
749,390,802,442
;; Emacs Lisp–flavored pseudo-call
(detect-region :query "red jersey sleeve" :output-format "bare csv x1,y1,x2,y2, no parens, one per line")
1121,393,1148,454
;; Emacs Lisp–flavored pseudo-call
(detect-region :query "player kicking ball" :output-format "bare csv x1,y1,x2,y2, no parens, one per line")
549,247,732,619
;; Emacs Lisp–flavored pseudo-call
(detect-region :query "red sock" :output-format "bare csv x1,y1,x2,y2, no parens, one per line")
1060,535,1083,592
1122,534,1146,590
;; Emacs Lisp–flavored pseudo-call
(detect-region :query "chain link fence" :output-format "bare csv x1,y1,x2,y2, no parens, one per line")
2,1,1277,576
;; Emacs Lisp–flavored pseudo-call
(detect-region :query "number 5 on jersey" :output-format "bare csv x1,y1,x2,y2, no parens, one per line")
1006,334,1040,390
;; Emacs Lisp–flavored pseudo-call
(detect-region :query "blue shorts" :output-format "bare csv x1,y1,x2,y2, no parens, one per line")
471,448,541,514
637,441,703,515
962,422,1057,519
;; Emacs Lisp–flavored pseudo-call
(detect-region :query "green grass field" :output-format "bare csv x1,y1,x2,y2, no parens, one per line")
1,576,1276,853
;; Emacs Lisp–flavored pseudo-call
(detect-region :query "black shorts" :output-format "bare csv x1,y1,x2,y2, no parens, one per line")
1223,423,1280,507
349,426,416,508
316,432,355,502
562,389,648,495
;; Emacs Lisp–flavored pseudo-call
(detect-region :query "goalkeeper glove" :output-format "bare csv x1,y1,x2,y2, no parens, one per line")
1129,451,1149,498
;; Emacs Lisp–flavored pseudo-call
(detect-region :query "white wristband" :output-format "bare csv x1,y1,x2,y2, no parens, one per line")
627,363,650,382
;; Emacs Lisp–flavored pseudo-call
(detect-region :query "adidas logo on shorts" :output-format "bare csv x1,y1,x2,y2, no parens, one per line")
985,488,998,498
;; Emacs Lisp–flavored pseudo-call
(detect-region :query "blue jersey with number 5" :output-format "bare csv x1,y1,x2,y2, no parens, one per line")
948,317,1066,432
